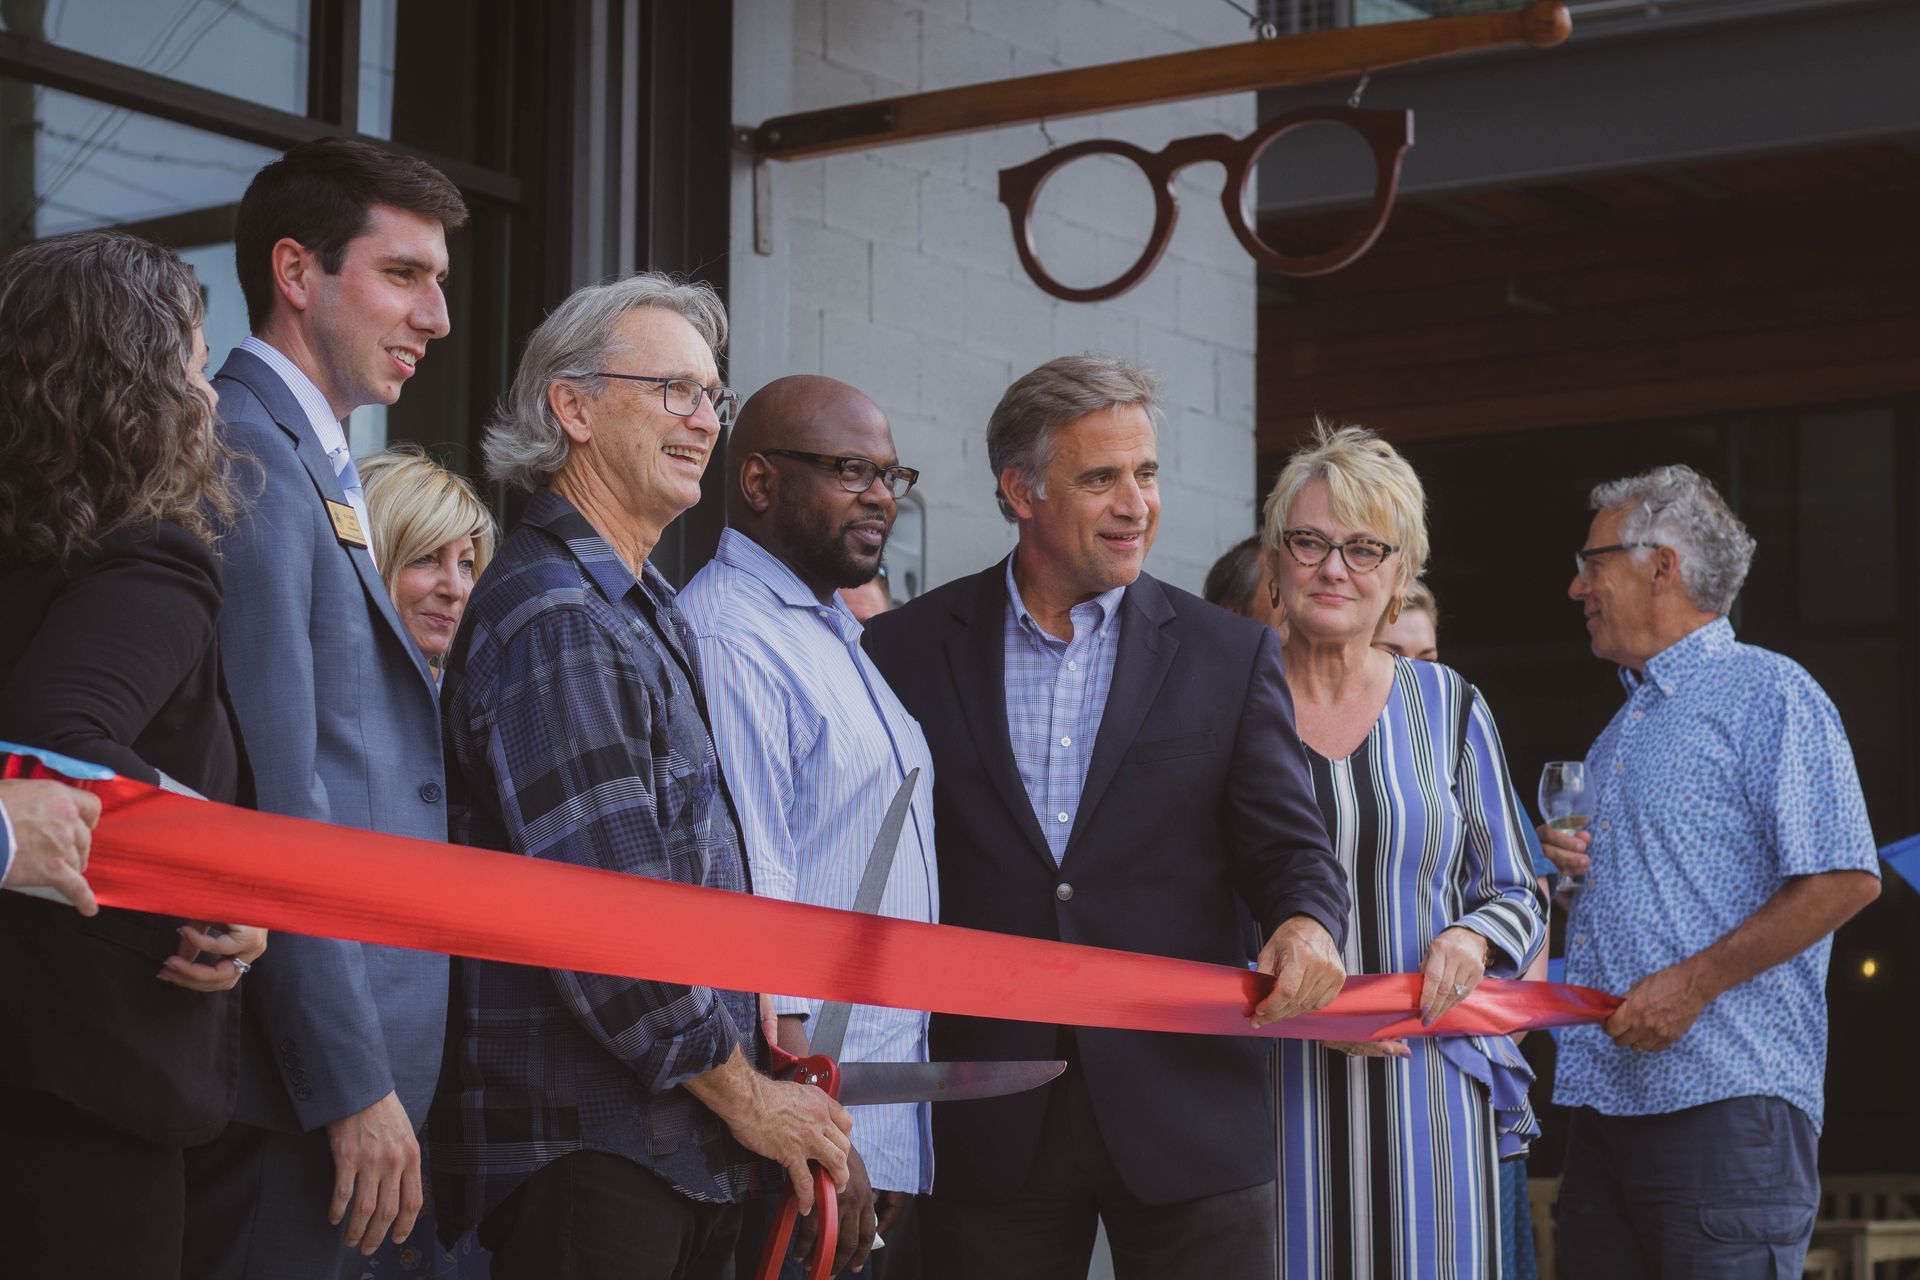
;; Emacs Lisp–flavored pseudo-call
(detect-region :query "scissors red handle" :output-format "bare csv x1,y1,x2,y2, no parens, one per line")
755,1050,841,1280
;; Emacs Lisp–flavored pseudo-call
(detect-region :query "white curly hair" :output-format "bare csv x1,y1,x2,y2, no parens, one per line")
1589,464,1756,614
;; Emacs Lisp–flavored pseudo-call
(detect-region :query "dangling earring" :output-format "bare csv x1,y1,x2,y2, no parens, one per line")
1386,597,1403,625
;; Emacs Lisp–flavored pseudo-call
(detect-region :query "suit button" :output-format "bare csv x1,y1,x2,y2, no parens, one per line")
1055,883,1073,902
420,781,443,803
294,1086,314,1102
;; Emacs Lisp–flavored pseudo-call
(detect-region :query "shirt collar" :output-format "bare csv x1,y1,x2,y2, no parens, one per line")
714,528,862,640
522,488,670,607
1003,551,1125,644
240,336,348,457
1620,615,1735,696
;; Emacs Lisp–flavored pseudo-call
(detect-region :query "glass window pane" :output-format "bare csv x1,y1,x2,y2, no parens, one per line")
357,0,510,167
0,0,310,115
1,78,278,246
358,0,396,140
174,241,251,380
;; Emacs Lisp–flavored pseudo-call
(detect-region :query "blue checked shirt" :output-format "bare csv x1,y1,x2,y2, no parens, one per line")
680,529,938,1194
1553,618,1880,1130
1003,555,1125,864
430,491,766,1235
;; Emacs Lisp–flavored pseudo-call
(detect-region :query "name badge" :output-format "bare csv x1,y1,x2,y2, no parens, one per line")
326,500,370,549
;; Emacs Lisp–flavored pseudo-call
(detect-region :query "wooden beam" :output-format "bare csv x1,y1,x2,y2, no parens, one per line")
1262,180,1920,301
1259,315,1919,443
1520,182,1614,225
1270,352,1920,445
1424,196,1510,231
750,1,1570,161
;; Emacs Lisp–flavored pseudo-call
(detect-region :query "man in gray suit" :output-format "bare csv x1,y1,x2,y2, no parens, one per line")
183,137,470,1278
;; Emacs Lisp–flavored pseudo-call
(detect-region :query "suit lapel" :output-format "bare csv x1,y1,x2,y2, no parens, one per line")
216,351,438,695
1065,574,1178,862
944,562,1055,867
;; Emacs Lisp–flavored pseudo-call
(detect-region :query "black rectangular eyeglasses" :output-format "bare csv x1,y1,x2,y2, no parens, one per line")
1574,542,1661,577
761,449,919,499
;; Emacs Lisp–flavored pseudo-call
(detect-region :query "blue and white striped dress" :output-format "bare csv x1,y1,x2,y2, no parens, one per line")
1275,657,1546,1280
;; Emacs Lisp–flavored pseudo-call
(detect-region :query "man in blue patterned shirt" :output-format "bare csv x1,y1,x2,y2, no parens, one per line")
1540,464,1880,1279
430,274,852,1280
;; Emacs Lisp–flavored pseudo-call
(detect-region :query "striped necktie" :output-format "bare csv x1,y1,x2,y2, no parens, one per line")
328,442,365,505
327,442,375,565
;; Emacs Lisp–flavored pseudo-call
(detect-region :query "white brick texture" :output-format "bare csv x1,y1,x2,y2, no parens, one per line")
733,0,1260,596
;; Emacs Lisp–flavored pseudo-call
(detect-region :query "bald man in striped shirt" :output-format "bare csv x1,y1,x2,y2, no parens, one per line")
680,375,936,1279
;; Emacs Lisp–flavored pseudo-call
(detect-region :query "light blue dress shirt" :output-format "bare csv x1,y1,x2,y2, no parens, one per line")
1002,555,1125,865
680,529,938,1194
237,336,376,568
1553,618,1879,1130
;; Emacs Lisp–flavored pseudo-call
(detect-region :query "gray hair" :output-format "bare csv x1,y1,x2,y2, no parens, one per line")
484,272,728,492
1589,464,1756,614
986,354,1162,521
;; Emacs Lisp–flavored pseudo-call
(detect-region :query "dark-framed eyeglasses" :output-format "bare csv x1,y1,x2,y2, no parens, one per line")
996,105,1413,303
591,372,739,427
1574,542,1661,578
761,449,920,499
1281,527,1397,574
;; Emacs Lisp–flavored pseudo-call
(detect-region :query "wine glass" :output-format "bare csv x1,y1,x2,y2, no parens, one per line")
1538,761,1592,899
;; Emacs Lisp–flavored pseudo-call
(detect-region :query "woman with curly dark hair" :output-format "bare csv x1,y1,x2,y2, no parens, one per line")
0,230,269,1279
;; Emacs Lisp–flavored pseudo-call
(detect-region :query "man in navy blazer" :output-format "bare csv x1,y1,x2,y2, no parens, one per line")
864,356,1350,1280
183,138,470,1279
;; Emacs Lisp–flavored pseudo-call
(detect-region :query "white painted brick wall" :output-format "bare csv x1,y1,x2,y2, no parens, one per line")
732,0,1261,597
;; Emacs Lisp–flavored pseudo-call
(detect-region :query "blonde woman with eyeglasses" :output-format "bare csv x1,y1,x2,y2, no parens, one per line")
1262,422,1546,1279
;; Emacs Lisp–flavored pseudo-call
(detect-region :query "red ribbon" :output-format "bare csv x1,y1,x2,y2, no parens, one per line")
3,757,1618,1039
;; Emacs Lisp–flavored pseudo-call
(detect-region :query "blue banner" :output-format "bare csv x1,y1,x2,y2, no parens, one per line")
1883,834,1920,890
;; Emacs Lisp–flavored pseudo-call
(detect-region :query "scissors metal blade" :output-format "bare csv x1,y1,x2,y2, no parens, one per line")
835,1059,1068,1107
806,767,920,1064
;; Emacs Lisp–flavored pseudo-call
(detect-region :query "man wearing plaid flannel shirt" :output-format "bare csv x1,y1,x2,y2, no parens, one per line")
430,274,852,1280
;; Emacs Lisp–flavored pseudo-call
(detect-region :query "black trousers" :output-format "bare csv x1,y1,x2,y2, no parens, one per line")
918,1065,1275,1280
186,1117,386,1280
1557,1097,1820,1280
480,1149,743,1280
0,1086,187,1280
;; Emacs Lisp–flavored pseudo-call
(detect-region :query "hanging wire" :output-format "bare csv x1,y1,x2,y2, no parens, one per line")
1219,0,1281,39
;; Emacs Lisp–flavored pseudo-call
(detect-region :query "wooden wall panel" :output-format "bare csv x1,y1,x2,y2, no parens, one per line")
1257,145,1920,448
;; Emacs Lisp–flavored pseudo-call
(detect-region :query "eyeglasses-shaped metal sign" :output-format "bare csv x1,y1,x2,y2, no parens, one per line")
997,105,1413,303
